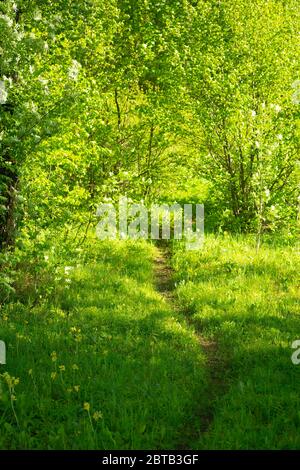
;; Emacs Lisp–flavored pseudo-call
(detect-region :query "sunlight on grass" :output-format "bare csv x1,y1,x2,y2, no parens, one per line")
0,239,206,449
172,234,300,449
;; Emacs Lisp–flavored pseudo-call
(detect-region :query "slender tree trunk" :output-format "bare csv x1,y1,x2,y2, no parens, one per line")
114,88,121,131
0,7,21,249
0,166,18,248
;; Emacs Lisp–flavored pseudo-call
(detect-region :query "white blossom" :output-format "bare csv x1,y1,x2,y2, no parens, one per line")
25,101,38,113
64,266,74,275
0,14,13,28
34,9,42,21
38,78,49,86
68,60,81,81
0,81,8,104
3,76,13,87
291,80,300,105
15,30,24,41
270,103,282,113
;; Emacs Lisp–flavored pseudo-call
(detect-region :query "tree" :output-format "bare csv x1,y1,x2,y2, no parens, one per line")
187,0,300,232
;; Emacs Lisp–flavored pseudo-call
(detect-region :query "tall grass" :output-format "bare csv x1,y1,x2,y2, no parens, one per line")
172,234,300,449
0,239,205,449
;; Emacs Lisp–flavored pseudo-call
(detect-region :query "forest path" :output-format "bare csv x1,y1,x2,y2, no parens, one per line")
153,243,228,448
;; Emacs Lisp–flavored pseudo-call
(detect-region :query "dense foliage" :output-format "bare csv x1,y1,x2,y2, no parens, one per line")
0,0,299,451
0,0,298,251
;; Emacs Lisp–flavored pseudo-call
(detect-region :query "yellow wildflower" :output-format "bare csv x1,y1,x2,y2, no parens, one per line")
83,402,90,412
51,351,57,362
93,411,103,421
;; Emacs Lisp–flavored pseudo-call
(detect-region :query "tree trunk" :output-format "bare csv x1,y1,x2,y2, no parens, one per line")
0,165,18,249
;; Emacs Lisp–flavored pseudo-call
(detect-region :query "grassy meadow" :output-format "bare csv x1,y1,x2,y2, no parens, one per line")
0,232,299,449
0,239,206,449
172,234,300,449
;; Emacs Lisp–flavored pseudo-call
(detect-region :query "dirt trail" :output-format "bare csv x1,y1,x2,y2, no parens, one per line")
153,244,229,447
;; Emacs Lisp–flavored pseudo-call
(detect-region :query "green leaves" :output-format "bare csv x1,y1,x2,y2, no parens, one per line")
0,0,298,248
186,0,300,232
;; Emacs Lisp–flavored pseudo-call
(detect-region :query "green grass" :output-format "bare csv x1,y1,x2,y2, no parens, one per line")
1,233,299,449
172,234,300,449
0,239,206,449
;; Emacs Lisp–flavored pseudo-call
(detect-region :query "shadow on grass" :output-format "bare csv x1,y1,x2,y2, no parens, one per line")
0,240,207,450
172,236,300,449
